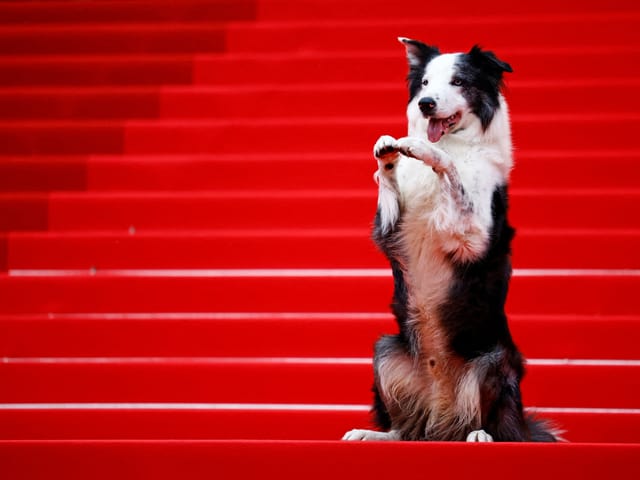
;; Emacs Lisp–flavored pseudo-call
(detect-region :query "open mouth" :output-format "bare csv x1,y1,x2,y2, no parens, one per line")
427,112,461,143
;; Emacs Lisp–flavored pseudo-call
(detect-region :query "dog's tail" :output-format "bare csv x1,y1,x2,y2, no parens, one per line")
526,413,564,442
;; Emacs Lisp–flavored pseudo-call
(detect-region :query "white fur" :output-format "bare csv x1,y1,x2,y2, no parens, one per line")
466,430,494,442
342,429,400,441
454,356,497,433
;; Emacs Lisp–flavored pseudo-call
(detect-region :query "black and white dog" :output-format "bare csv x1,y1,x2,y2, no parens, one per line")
343,38,557,442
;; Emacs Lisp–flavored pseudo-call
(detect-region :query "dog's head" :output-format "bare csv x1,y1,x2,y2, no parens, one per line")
399,38,512,143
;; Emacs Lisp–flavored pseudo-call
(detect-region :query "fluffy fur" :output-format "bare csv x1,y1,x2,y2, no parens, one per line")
343,38,557,443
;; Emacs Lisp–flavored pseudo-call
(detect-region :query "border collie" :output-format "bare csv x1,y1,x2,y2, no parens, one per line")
342,38,557,442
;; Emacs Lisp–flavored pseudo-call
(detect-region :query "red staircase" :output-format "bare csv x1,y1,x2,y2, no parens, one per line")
1,0,640,478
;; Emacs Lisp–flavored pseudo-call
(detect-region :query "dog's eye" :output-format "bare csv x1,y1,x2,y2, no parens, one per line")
422,79,429,86
452,78,463,86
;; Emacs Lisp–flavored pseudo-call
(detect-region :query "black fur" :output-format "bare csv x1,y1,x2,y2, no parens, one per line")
455,45,513,130
372,210,414,353
439,186,515,361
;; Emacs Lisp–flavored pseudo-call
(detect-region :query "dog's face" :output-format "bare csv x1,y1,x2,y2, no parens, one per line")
400,38,512,143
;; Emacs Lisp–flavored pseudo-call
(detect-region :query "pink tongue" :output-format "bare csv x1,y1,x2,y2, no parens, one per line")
427,118,446,143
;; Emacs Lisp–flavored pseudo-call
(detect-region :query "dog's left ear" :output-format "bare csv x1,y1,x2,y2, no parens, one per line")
468,45,513,77
467,46,512,129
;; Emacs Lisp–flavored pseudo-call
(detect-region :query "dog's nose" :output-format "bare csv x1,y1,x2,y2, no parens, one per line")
419,97,437,115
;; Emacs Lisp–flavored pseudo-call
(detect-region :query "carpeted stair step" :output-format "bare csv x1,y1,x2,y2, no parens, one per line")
0,405,638,444
0,273,636,315
3,229,640,270
1,312,638,360
1,356,638,408
1,190,638,232
0,14,636,56
224,13,640,54
1,440,637,480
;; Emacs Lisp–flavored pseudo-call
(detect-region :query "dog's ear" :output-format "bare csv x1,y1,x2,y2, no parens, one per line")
398,37,440,67
466,45,512,129
468,45,513,77
398,38,440,100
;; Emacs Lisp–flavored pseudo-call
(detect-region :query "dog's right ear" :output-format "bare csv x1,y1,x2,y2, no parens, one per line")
398,37,440,67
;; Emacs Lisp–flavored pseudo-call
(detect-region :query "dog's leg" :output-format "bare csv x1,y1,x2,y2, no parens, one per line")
372,136,411,341
343,337,402,442
343,333,428,442
341,138,408,443
373,135,402,236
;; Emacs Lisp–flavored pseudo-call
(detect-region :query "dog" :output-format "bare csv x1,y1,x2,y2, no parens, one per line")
342,38,557,442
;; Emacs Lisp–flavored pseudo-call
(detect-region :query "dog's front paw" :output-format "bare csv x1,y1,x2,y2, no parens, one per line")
394,137,449,172
342,429,398,441
393,136,423,157
374,135,400,160
466,430,494,442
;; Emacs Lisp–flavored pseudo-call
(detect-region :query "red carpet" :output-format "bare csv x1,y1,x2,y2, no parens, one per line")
1,0,640,478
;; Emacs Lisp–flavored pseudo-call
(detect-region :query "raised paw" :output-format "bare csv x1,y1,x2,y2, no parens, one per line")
394,136,430,160
394,136,449,172
466,430,494,443
374,135,400,160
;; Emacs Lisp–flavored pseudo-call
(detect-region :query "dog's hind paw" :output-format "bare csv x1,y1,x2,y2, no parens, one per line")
342,429,399,441
466,430,494,442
